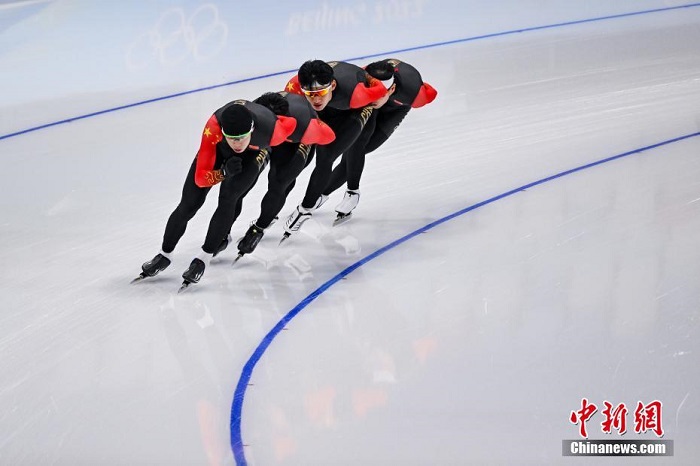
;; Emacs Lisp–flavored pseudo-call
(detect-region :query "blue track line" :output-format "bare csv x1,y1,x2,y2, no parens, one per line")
2,2,699,142
229,130,700,464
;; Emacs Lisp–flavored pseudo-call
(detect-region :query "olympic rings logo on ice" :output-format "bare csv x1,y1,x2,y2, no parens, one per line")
125,4,228,70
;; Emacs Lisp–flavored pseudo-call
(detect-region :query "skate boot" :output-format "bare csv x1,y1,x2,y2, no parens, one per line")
238,223,265,255
213,234,232,258
334,190,360,226
132,253,171,282
280,205,312,244
179,258,206,292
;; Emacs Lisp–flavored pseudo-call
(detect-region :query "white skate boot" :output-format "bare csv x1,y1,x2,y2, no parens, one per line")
280,205,313,243
334,190,360,226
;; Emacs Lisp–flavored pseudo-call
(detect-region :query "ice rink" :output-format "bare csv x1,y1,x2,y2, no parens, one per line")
1,1,699,465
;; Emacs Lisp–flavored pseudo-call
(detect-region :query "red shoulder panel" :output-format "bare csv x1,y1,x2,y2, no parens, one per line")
411,82,437,108
284,75,304,96
300,118,336,145
349,77,387,108
271,115,297,146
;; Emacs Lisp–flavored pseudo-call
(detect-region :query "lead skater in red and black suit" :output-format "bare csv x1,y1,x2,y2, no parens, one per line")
134,100,295,288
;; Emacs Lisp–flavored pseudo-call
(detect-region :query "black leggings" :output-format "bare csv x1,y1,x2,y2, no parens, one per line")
256,142,315,228
324,105,410,194
162,152,267,254
300,106,374,209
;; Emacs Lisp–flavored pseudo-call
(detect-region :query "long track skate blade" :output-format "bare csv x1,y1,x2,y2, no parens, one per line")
178,281,192,293
278,232,291,245
232,253,244,265
130,274,147,284
333,212,352,227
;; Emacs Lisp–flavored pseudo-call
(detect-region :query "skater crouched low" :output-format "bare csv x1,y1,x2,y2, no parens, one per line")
279,59,387,242
134,99,296,290
321,58,437,225
232,90,336,260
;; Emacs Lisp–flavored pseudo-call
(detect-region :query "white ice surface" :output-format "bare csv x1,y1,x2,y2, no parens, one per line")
1,3,700,466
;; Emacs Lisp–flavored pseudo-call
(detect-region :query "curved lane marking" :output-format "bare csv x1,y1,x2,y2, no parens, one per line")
229,132,700,464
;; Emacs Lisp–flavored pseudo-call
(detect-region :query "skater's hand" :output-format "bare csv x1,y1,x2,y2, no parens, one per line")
222,156,242,178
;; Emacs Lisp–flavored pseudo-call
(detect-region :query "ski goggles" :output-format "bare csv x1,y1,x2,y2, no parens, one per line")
301,83,332,97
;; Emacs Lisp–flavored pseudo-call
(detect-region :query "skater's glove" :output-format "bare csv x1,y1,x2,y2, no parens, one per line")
221,156,243,178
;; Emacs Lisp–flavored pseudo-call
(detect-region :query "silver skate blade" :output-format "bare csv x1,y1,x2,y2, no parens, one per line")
232,253,244,266
130,274,146,284
279,232,291,245
333,212,352,227
177,281,192,294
